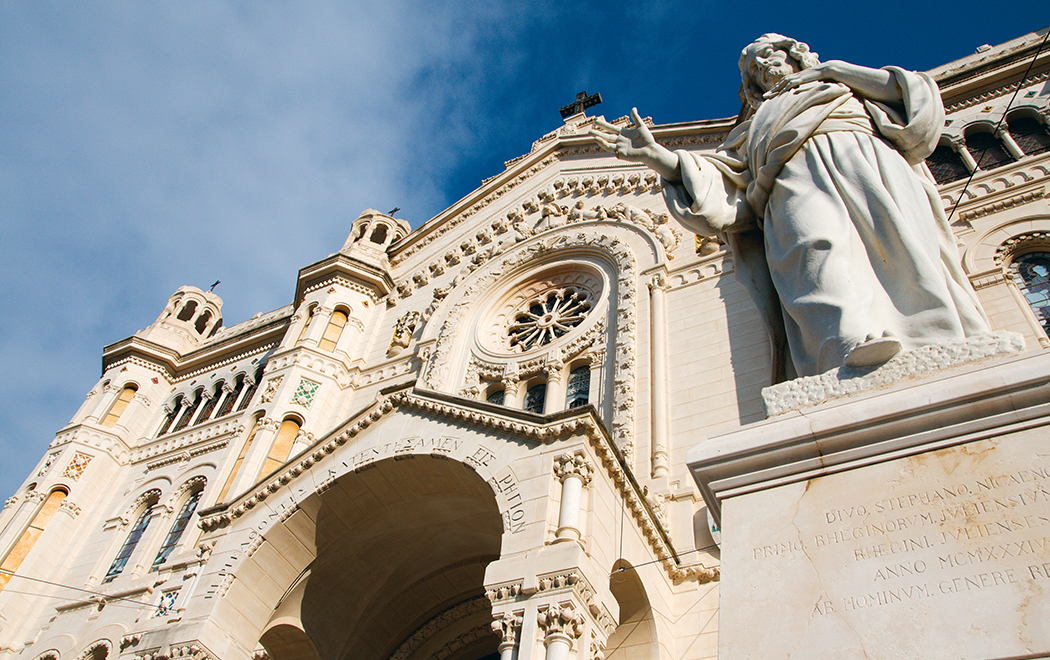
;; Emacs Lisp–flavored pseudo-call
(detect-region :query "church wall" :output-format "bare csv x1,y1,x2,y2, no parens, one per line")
1,27,1049,660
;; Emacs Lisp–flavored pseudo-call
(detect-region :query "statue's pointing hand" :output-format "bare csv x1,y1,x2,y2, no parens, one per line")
589,107,680,181
589,107,659,164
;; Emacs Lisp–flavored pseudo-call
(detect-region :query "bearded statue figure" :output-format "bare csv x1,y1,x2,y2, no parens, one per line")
591,34,989,380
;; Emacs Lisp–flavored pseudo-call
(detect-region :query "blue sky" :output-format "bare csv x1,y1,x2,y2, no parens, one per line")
0,2,1044,499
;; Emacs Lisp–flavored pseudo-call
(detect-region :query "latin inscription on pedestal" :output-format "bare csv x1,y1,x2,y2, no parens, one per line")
721,428,1050,660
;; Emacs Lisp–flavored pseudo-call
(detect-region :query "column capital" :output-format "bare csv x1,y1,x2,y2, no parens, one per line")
491,611,523,648
537,603,584,640
554,453,593,485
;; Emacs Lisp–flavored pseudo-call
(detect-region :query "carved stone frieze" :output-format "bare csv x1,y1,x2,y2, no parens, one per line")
388,596,490,660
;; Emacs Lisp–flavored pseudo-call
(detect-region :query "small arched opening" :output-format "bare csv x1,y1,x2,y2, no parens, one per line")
604,560,659,660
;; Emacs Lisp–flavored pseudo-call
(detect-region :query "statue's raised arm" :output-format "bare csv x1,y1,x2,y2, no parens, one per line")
590,33,990,380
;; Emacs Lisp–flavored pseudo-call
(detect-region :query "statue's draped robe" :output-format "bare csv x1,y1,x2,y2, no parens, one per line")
663,67,989,378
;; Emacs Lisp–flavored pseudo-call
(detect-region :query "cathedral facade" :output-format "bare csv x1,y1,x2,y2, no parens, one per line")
0,29,1048,660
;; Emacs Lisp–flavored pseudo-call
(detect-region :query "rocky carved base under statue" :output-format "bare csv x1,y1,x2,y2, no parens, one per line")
762,330,1025,417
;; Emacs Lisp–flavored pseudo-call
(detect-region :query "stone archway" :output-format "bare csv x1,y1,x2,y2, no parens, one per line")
257,454,504,660
603,560,659,660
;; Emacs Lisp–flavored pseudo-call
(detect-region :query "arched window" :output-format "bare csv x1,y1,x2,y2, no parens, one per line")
926,144,970,184
195,310,212,335
156,397,182,437
177,300,197,322
194,384,221,426
100,385,137,428
1009,251,1050,337
318,310,348,352
216,377,242,418
0,488,67,593
370,225,388,244
966,131,1015,170
218,416,263,502
565,366,591,409
486,388,505,406
259,418,301,480
172,390,202,433
297,305,317,344
237,370,263,412
151,487,204,570
1007,116,1050,156
103,494,158,583
524,383,546,414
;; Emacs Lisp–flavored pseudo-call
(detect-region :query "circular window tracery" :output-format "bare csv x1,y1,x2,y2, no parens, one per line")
507,287,593,351
476,265,605,356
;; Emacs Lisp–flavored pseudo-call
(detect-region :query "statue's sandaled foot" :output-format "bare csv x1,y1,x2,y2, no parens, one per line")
845,333,902,368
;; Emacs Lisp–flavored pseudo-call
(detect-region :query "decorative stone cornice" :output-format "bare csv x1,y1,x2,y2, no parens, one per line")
120,635,142,651
485,581,523,604
195,386,710,583
944,69,1050,113
134,643,218,660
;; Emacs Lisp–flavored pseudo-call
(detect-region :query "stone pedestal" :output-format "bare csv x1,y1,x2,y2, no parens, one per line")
688,350,1050,660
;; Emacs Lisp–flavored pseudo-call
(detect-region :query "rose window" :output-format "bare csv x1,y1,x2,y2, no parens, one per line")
506,287,593,352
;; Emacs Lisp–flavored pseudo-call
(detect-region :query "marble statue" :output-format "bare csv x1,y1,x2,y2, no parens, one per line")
591,34,990,379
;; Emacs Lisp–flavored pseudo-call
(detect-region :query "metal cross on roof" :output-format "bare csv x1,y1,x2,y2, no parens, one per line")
559,91,602,119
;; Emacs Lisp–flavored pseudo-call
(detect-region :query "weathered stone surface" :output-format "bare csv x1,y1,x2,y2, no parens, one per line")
762,331,1025,417
719,426,1050,660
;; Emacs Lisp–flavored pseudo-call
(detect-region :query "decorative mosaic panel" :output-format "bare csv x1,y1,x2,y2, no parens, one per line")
61,453,92,481
290,379,320,409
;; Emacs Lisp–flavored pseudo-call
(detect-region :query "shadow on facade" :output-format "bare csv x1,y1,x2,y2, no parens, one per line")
259,455,504,660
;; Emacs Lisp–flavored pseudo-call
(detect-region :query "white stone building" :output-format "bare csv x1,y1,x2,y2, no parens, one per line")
0,28,1048,660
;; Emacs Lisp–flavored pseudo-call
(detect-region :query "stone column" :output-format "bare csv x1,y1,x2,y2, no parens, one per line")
503,377,523,409
302,306,334,346
647,274,670,479
949,136,979,172
553,454,592,543
537,604,583,660
543,362,565,415
996,125,1026,160
85,383,119,422
491,612,522,660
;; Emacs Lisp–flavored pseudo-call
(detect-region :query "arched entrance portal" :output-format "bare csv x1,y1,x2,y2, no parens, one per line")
259,455,504,660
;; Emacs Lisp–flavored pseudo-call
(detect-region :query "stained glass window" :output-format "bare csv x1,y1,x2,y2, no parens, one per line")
524,383,546,414
1010,252,1050,337
966,131,1015,170
926,144,969,184
486,389,505,406
104,502,155,583
565,366,590,408
1008,116,1050,156
507,287,592,352
151,489,203,570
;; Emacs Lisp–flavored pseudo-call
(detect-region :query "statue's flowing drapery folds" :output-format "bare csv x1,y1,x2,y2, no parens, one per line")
662,67,989,377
